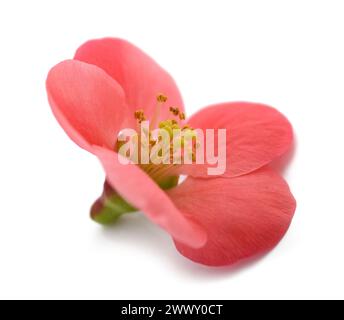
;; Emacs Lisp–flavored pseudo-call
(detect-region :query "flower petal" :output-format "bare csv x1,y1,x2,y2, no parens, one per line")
74,38,184,123
167,168,296,266
177,102,293,178
91,146,207,249
46,60,128,152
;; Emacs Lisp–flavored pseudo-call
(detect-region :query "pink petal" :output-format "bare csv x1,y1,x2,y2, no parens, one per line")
74,38,184,123
177,102,293,178
91,146,207,249
167,168,296,266
46,60,128,152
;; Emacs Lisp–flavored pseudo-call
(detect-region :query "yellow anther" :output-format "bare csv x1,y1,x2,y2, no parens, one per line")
161,125,173,137
157,94,168,103
169,107,180,116
158,120,167,129
158,119,181,139
134,110,144,119
134,109,146,123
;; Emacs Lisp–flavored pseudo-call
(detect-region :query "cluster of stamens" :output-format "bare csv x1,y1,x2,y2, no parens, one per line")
117,94,198,181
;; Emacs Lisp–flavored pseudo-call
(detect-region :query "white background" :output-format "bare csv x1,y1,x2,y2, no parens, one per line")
0,0,343,300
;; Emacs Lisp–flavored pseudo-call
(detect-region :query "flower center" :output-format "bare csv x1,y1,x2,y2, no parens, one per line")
116,94,198,187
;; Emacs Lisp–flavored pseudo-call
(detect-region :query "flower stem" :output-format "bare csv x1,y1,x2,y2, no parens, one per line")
91,182,136,225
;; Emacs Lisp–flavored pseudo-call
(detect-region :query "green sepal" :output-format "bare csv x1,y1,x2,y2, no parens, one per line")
91,176,179,225
91,194,136,225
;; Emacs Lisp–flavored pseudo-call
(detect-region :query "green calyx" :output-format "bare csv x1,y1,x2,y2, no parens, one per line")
91,176,179,225
156,175,179,190
91,194,136,225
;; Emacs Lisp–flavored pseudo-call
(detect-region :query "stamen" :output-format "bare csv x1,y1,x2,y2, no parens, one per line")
179,112,186,121
157,94,168,103
151,93,168,129
134,110,146,125
169,107,180,116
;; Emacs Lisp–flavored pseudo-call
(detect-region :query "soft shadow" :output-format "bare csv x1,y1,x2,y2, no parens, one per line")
97,213,270,279
171,250,270,280
97,213,177,259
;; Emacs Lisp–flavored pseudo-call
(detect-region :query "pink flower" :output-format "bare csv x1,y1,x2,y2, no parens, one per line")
46,38,296,267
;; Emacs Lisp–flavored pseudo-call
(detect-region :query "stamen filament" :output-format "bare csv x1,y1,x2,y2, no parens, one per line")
151,94,168,129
